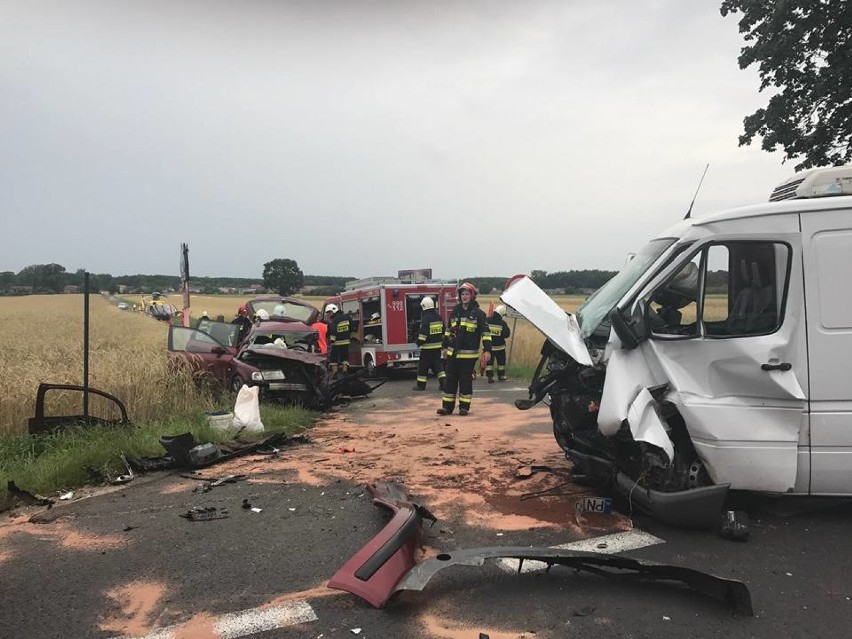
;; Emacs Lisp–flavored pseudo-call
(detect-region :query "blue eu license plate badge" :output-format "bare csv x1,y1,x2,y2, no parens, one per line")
574,497,613,516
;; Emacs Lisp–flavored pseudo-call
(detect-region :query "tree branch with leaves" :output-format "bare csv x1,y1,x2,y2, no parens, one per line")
721,0,852,169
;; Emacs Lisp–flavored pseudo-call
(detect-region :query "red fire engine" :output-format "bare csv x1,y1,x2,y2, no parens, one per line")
323,275,457,375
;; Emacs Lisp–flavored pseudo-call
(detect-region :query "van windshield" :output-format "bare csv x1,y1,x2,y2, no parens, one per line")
576,238,677,338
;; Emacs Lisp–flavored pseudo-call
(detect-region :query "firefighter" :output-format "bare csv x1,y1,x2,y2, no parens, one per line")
413,296,445,391
196,311,212,333
485,304,511,382
327,303,352,375
438,283,492,416
231,305,252,344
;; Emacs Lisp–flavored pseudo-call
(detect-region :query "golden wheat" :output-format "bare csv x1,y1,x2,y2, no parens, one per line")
0,294,218,435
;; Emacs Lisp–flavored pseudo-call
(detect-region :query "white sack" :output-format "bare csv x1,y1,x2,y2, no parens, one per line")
232,385,265,433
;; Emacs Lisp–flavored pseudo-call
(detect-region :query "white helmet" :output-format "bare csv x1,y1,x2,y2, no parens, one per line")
325,303,339,315
256,309,270,320
495,305,506,316
370,312,381,321
273,304,285,316
420,296,435,310
201,311,209,318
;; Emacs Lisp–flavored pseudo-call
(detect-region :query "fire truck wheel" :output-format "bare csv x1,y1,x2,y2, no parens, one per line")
364,355,376,378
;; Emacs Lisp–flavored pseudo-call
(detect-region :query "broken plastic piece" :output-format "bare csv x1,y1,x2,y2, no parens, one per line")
720,510,750,542
181,506,230,521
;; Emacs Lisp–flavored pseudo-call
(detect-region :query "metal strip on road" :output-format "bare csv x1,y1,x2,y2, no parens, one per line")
498,530,665,573
110,600,317,639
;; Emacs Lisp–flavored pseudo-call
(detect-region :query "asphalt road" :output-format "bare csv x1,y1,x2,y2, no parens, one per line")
2,377,851,638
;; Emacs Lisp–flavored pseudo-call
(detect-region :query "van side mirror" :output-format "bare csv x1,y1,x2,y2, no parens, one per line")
609,300,649,350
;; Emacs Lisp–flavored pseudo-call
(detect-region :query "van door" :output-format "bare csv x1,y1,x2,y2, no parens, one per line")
801,208,852,494
627,234,808,492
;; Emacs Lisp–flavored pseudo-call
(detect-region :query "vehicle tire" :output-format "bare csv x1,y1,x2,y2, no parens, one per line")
230,375,245,394
364,355,376,378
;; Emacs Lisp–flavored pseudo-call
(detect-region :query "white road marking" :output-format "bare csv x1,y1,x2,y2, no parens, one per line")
498,529,665,573
110,600,317,639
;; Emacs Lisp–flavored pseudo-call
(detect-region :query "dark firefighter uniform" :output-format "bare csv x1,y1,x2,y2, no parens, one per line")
439,299,491,415
414,306,446,391
485,310,511,382
328,309,352,374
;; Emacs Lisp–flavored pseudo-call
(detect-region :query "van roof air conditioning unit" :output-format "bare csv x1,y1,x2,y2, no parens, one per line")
769,165,852,201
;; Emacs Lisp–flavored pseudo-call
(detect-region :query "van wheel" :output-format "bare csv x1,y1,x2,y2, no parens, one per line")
230,375,245,394
364,355,376,378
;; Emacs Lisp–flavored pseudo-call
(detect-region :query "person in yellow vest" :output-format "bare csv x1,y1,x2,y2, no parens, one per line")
327,304,352,375
413,296,445,391
437,283,492,416
485,304,511,382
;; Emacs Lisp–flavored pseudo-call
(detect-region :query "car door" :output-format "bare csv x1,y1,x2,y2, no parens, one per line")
801,207,852,494
621,231,809,493
168,324,237,385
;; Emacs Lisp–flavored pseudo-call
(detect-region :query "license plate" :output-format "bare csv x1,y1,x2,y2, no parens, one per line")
574,497,612,515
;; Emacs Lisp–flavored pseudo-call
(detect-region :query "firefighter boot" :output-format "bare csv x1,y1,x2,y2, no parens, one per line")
437,395,455,415
413,375,427,391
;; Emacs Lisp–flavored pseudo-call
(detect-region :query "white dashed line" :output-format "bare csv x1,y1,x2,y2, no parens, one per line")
498,529,665,573
110,600,317,639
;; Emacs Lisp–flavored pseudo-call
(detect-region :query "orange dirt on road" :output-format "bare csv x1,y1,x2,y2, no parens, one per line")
221,392,631,536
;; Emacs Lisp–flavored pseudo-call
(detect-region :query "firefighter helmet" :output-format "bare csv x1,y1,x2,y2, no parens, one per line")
256,309,270,320
238,305,248,315
325,303,339,315
495,305,506,316
457,282,478,299
420,296,435,310
370,312,381,321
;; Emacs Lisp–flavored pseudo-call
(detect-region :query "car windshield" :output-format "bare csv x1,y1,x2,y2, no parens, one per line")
250,300,316,322
576,237,677,338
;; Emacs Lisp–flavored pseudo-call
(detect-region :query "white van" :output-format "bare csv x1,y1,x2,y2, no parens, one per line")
503,165,852,527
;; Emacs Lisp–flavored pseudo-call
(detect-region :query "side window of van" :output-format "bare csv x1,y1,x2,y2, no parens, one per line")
704,241,789,337
648,253,701,337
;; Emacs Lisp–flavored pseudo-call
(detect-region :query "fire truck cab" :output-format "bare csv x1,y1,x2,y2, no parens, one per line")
323,277,457,375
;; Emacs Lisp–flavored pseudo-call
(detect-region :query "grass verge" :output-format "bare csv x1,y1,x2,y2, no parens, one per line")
0,404,318,504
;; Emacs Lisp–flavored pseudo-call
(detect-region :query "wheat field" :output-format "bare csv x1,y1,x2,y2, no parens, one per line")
0,294,218,435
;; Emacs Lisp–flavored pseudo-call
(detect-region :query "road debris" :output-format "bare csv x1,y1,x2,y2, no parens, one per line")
181,506,230,521
330,481,753,615
720,510,751,542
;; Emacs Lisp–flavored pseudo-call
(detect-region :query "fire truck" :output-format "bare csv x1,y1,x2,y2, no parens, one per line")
323,275,457,375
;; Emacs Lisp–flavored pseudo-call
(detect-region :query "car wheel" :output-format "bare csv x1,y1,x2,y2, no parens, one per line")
364,355,376,378
230,375,245,394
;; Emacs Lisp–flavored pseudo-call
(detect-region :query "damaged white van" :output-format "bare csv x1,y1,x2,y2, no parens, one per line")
503,165,852,528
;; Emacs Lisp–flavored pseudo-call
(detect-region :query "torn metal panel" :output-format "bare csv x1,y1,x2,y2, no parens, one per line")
500,276,593,366
626,388,674,463
393,546,753,616
597,348,662,436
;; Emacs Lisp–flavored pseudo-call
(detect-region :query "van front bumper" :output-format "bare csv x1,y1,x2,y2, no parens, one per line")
570,449,729,529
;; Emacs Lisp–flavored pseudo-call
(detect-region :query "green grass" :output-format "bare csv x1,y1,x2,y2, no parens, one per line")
0,404,318,503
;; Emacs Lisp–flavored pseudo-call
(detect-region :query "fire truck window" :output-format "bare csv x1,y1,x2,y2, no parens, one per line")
405,295,423,343
342,300,360,332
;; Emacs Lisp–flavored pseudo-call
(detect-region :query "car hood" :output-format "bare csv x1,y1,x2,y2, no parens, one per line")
241,347,326,365
500,276,593,366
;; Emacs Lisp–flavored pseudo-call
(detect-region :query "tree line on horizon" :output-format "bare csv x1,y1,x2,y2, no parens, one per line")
0,262,621,297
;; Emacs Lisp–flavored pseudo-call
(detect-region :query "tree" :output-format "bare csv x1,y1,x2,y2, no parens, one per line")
16,263,67,293
721,1,852,170
262,258,304,296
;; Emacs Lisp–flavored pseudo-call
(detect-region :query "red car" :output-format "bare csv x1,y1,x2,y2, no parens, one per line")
168,297,329,406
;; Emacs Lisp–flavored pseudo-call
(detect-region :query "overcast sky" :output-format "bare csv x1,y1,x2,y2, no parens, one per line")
1,1,797,280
